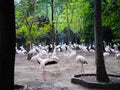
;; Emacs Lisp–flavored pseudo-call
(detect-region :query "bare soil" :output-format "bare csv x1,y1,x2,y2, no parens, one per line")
14,51,120,90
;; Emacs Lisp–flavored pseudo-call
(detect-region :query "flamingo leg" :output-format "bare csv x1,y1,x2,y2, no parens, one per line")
80,63,83,75
54,64,58,73
56,64,60,73
118,60,119,74
81,64,84,76
42,67,46,81
82,65,85,76
118,60,119,66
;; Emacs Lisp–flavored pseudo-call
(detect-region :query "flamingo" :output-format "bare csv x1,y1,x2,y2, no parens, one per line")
115,51,120,66
75,55,88,75
103,52,110,59
31,55,60,81
15,43,25,55
27,48,39,60
19,45,27,54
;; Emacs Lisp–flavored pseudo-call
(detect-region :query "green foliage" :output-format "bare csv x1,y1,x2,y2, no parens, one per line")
15,0,52,47
39,23,51,35
102,0,120,43
15,0,120,45
16,25,27,37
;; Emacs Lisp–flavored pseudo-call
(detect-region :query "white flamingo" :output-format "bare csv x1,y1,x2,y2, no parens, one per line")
75,55,88,75
19,45,27,54
31,55,60,81
15,43,25,55
115,51,120,66
103,52,110,59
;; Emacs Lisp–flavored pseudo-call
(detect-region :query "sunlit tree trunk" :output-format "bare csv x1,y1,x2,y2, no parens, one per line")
94,0,109,82
0,0,15,89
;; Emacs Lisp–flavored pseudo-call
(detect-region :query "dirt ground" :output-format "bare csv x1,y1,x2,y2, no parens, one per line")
14,51,120,90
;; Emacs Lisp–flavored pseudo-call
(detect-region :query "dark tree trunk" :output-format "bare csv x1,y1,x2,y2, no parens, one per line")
94,0,109,82
0,0,15,90
51,0,55,50
66,0,70,44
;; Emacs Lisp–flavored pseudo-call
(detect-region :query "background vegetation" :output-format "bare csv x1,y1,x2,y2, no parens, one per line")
14,0,120,47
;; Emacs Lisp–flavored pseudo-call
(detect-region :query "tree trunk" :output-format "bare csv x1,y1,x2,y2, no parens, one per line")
51,0,55,50
66,1,70,44
0,0,15,89
94,0,109,82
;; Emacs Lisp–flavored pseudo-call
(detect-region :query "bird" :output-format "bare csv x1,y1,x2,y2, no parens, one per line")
103,52,110,59
105,45,112,53
19,45,27,54
115,51,120,66
65,49,76,60
27,48,39,60
75,55,88,75
15,43,26,55
81,46,89,53
30,53,60,81
103,52,110,64
51,46,57,57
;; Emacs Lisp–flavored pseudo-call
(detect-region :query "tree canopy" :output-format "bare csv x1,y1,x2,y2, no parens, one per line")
15,0,120,46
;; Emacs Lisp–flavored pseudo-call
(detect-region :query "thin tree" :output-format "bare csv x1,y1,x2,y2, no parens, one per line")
24,0,36,50
51,0,55,50
0,0,16,89
94,0,109,82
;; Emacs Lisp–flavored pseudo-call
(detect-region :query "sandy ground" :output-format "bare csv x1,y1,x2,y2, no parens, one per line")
14,51,120,90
